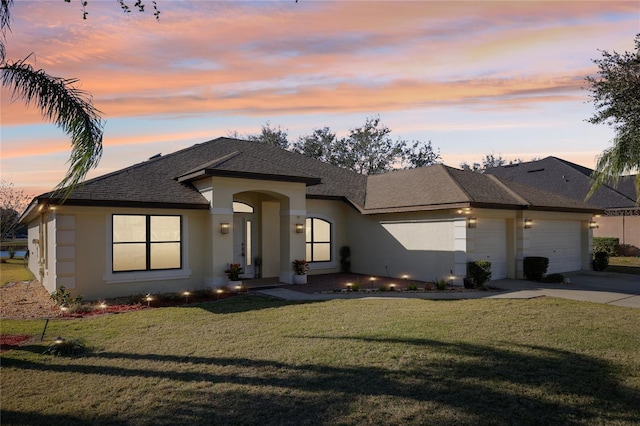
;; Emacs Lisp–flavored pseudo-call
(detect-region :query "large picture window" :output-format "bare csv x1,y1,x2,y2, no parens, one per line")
112,215,182,272
305,217,331,262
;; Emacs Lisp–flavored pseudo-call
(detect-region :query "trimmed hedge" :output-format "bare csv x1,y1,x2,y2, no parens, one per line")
593,237,619,256
523,257,548,281
467,261,492,288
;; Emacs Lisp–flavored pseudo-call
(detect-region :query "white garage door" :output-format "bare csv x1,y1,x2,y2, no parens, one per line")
528,220,581,273
474,219,507,280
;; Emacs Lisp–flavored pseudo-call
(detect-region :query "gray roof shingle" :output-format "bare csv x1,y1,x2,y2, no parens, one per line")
485,156,637,209
32,139,600,215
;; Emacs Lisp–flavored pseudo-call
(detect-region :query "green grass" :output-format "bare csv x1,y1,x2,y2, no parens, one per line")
607,256,640,275
1,258,34,285
2,296,639,425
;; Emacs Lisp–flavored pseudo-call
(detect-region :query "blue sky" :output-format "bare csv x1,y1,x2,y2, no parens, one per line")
1,0,638,197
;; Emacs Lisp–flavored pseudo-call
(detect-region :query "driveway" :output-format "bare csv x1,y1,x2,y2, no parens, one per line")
254,270,640,309
489,270,640,308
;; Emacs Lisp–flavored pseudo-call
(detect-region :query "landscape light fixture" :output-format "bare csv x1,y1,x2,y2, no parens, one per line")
467,217,477,228
589,220,599,229
220,223,230,234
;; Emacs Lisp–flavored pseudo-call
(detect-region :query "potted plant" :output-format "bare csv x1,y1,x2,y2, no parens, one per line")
225,263,243,284
292,259,308,284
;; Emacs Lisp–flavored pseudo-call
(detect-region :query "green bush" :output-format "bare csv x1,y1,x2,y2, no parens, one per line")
435,279,447,290
467,261,492,287
523,257,549,281
406,282,418,291
50,286,83,307
592,251,609,271
43,337,87,357
339,246,351,273
593,237,619,256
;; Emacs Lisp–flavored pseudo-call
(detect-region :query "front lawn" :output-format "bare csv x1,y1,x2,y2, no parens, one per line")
1,258,34,285
2,296,639,425
607,256,640,275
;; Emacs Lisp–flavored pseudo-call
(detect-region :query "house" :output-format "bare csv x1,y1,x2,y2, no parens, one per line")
485,157,639,254
20,138,602,300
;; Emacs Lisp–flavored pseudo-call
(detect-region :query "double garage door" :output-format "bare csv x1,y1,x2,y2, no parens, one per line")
472,219,582,279
528,220,582,273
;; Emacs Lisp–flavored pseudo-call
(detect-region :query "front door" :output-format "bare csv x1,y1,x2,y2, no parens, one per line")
233,214,254,278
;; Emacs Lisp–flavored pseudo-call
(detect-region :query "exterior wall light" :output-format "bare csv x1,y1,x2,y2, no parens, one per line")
295,223,305,233
467,217,477,228
524,218,533,229
589,220,599,229
220,223,230,234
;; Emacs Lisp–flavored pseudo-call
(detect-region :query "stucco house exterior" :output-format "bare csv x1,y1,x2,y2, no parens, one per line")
485,157,639,253
20,138,601,300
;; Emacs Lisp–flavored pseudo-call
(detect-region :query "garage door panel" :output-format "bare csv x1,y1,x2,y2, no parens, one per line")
528,221,581,273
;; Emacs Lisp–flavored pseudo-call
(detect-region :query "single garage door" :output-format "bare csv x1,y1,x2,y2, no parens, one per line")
473,218,507,280
528,220,581,273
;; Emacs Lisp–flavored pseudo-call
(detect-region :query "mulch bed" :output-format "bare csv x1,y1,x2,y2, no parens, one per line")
0,334,32,353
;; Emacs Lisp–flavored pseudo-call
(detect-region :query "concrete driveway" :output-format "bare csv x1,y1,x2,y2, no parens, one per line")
488,270,640,308
255,270,640,308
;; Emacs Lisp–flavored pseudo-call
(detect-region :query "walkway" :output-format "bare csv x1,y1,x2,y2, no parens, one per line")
251,271,640,308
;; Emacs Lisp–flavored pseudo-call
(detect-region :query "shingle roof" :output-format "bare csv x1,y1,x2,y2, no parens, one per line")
484,156,637,209
35,137,367,208
362,165,599,214
30,139,599,215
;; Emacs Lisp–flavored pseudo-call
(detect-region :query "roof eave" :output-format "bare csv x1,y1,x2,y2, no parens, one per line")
177,169,322,186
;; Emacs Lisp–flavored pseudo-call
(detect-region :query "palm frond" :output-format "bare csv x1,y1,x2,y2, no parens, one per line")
0,0,13,62
1,58,104,198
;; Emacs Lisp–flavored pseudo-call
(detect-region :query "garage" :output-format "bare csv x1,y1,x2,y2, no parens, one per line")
473,218,508,280
527,220,582,273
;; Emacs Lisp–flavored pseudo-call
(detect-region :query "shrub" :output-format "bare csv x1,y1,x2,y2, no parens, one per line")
592,251,609,271
339,246,351,273
7,246,16,259
406,282,418,291
435,279,447,290
593,237,619,256
467,261,492,288
523,257,549,281
43,337,87,357
542,273,565,283
50,286,83,307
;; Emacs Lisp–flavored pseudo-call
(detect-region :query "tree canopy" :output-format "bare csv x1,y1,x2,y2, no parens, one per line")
586,34,640,203
247,116,441,174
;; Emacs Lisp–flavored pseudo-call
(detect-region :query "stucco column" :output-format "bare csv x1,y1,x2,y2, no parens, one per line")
199,180,235,288
452,218,467,286
279,195,306,283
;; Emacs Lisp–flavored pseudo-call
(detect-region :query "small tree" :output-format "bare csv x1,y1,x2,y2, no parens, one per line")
0,180,32,241
247,122,290,149
586,34,640,204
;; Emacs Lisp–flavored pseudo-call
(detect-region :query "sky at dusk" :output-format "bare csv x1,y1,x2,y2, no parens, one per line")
1,0,638,197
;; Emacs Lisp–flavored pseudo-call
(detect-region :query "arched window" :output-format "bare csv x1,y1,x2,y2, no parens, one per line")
233,201,254,213
305,217,331,262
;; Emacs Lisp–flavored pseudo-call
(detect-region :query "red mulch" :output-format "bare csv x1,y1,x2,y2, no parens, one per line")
0,334,31,353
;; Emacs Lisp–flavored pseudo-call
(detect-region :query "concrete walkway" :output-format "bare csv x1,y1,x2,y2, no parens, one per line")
253,270,640,308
